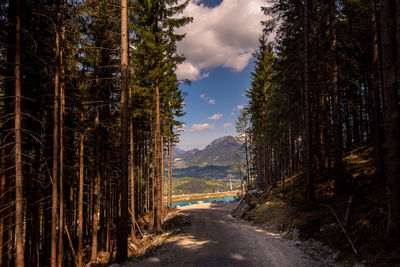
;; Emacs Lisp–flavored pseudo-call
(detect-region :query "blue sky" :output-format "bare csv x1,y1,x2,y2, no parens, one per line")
175,0,267,150
178,62,254,150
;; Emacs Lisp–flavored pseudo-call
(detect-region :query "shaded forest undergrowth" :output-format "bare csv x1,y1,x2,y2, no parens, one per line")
91,207,185,266
238,147,400,265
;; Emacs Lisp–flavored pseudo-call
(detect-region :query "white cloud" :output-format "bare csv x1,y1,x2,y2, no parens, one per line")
176,61,209,81
188,123,216,132
236,105,244,110
208,113,222,120
223,122,233,128
230,112,234,116
177,0,269,79
200,93,215,104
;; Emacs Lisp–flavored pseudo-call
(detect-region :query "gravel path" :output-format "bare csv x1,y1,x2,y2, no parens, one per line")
124,202,327,267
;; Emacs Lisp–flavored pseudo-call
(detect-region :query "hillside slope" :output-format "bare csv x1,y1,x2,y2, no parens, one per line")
237,147,399,265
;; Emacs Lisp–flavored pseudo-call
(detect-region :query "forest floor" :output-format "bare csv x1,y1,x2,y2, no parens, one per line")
238,146,400,266
122,202,330,267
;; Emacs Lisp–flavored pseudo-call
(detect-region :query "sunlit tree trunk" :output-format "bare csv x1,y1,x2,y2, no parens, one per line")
168,142,173,208
91,108,100,262
0,148,6,267
155,83,162,232
14,0,24,265
58,5,65,264
78,111,84,267
129,86,137,242
117,0,129,261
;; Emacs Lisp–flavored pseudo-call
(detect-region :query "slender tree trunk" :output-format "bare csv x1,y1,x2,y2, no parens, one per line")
15,1,24,264
304,0,314,203
51,3,61,265
91,109,100,262
148,138,154,230
288,125,293,176
371,1,384,181
330,0,345,195
0,148,6,267
78,111,84,267
129,89,137,242
106,145,111,253
58,8,65,265
168,142,173,208
117,0,129,260
380,0,400,234
161,137,164,208
155,83,162,232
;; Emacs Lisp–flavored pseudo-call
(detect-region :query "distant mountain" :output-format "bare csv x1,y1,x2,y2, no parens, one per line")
173,147,186,158
174,136,242,167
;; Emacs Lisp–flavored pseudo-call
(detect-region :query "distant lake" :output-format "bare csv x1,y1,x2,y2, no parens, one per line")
171,196,235,208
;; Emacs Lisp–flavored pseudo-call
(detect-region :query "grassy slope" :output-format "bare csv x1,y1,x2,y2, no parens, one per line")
242,147,400,265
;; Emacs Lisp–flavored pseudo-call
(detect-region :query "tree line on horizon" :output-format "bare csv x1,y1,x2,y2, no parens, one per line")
238,0,400,236
0,0,191,266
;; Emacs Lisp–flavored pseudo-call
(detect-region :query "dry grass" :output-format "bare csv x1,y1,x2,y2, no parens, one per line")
241,146,400,265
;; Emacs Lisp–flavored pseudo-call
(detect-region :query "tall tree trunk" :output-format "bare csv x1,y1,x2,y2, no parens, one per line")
330,0,345,195
117,0,129,261
288,125,293,176
161,137,164,208
91,109,100,262
381,0,400,234
51,3,60,265
129,88,137,242
155,83,162,232
304,0,315,203
168,142,173,208
58,7,65,265
78,111,84,267
0,148,6,267
371,1,384,181
15,1,24,265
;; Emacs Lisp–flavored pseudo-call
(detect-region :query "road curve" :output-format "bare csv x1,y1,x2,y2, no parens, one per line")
125,202,324,267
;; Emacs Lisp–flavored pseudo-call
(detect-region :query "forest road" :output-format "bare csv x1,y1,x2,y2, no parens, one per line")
125,202,325,267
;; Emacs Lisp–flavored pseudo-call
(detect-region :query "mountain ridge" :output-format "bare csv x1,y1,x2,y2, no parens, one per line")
175,135,242,167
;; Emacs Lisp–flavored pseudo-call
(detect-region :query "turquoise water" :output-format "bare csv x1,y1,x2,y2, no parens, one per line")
171,196,235,208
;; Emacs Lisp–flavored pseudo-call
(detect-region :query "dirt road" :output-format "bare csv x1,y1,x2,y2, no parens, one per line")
126,202,327,267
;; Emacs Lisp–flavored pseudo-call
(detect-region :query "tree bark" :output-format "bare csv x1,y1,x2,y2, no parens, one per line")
168,142,173,208
380,0,400,234
330,0,345,195
0,148,6,267
129,86,137,242
91,109,100,262
155,83,162,232
304,0,315,203
371,1,384,181
14,1,24,265
117,0,129,261
78,111,84,267
58,5,65,264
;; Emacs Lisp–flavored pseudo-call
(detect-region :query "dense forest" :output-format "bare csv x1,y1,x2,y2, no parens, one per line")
238,0,400,249
1,0,400,266
0,0,191,266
